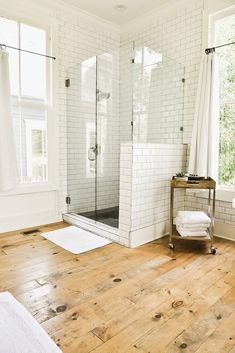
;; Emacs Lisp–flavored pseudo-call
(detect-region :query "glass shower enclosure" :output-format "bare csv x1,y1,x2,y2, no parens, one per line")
66,43,185,229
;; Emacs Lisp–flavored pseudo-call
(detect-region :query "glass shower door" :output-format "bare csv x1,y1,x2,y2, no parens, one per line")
66,45,132,228
66,57,97,218
95,52,120,228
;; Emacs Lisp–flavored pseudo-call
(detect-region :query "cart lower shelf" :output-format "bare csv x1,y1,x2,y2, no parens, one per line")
171,226,211,241
169,226,216,254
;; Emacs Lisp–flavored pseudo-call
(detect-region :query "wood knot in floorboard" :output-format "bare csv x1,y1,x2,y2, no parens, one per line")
113,278,122,283
153,313,162,321
180,343,187,349
56,305,67,313
171,300,184,308
72,312,79,320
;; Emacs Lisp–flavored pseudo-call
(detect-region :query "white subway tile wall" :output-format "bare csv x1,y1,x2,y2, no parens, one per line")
185,196,235,226
121,2,204,145
119,143,186,232
132,54,185,144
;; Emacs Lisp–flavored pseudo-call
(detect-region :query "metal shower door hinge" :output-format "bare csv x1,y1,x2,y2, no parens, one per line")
66,196,71,205
65,79,70,87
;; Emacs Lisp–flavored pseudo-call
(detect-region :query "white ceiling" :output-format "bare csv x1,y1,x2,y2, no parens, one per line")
64,0,169,25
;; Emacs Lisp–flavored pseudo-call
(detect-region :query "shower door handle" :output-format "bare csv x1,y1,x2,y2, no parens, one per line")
88,144,98,161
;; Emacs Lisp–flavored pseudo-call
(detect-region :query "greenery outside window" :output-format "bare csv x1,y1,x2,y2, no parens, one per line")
213,11,235,189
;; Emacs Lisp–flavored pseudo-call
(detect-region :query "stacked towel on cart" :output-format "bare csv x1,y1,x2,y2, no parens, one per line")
176,211,211,237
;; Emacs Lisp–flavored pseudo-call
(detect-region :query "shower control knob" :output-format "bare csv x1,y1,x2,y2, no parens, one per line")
88,145,99,161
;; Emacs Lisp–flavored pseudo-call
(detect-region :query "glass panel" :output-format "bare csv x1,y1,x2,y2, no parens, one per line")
12,104,47,183
95,51,120,228
21,106,47,182
132,46,185,144
120,42,134,142
67,61,97,215
20,24,46,101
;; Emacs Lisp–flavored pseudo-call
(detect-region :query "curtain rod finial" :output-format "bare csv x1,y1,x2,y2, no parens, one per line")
205,47,215,55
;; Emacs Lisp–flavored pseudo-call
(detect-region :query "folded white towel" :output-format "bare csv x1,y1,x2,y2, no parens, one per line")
175,218,210,230
176,211,211,226
176,225,208,237
176,224,209,233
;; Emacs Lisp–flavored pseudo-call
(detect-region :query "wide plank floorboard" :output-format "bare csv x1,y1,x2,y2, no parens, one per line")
0,222,234,353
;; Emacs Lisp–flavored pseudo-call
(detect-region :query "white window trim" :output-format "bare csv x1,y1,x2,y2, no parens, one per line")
0,12,59,196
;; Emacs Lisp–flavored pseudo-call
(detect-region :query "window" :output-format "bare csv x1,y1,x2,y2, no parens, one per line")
212,10,235,189
0,16,51,183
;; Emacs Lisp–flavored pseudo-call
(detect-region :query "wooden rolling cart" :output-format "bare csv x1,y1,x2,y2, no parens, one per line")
169,177,216,254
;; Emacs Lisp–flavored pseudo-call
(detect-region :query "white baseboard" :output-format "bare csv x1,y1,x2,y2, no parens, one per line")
129,221,235,248
0,211,62,233
130,221,169,248
215,222,235,242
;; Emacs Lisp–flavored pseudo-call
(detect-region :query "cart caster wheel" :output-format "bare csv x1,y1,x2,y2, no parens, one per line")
211,248,216,255
169,243,175,250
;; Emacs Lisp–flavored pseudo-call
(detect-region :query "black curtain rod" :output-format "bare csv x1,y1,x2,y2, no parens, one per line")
205,41,235,54
0,43,56,60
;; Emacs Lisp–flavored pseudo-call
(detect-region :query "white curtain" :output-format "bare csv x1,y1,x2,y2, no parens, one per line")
188,52,220,179
0,52,19,191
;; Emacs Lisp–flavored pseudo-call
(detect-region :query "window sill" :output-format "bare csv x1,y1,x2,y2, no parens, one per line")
0,183,59,197
191,188,235,203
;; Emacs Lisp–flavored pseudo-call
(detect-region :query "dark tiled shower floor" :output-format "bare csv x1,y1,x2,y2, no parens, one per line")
79,206,119,228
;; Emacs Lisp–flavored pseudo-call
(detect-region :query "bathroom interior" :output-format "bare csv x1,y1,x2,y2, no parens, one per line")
0,0,235,351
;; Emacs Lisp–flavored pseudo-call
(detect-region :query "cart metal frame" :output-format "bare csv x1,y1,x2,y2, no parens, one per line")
169,177,216,254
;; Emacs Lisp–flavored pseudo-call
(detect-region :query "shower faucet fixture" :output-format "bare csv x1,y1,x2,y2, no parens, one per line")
97,89,111,101
88,144,100,161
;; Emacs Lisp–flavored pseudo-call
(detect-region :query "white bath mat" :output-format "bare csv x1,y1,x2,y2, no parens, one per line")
41,226,111,254
0,291,61,353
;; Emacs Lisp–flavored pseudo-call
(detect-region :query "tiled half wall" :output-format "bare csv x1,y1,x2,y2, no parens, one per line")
119,143,187,247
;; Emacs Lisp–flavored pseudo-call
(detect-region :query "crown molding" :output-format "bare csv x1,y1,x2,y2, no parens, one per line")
1,0,233,40
121,0,204,36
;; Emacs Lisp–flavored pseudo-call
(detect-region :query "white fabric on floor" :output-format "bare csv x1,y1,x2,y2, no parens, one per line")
41,226,111,254
0,52,19,191
0,291,61,353
188,51,219,179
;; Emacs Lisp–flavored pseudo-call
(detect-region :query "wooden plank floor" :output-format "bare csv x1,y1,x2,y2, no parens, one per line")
0,222,234,353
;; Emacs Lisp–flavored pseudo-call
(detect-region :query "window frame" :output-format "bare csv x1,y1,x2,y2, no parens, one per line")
0,12,58,195
196,4,235,202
